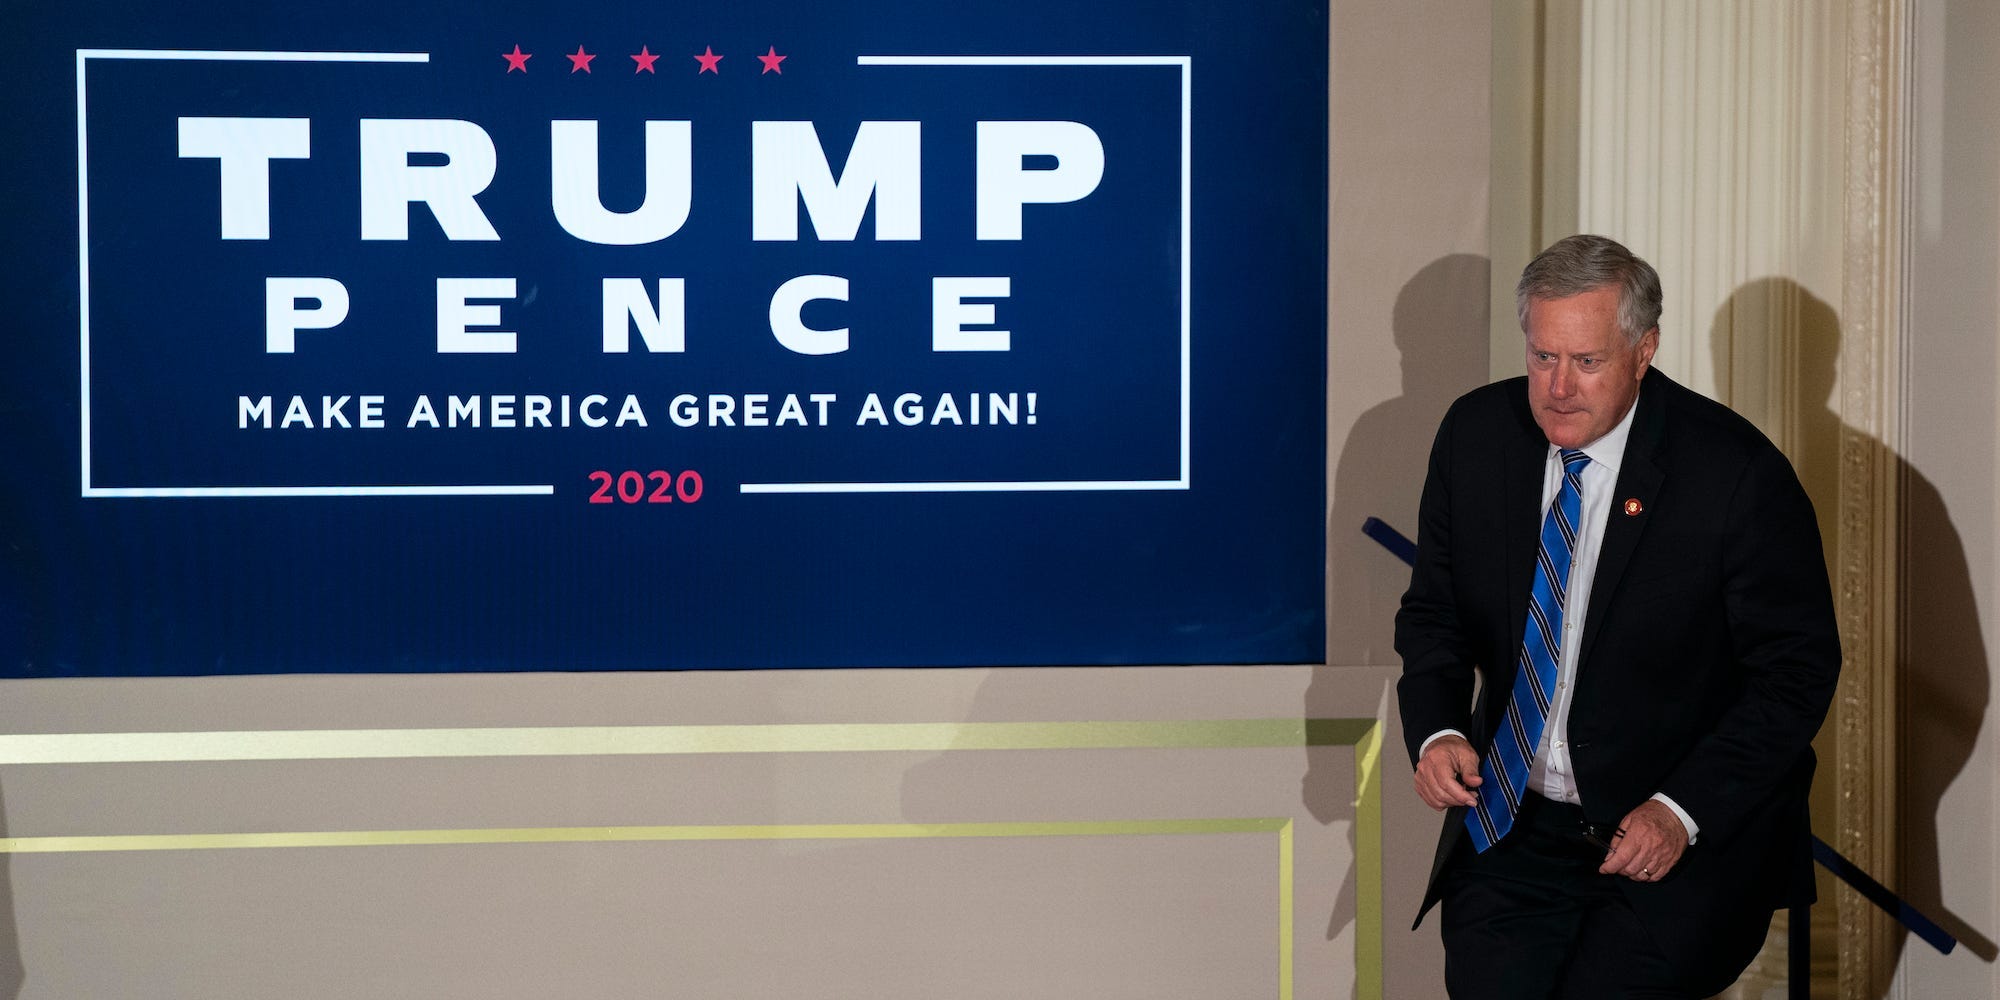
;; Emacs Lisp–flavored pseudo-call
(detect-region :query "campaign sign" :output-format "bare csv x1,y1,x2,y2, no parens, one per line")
0,1,1326,675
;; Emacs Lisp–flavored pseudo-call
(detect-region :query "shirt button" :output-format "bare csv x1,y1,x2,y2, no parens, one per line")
1557,681,1566,690
1554,740,1565,748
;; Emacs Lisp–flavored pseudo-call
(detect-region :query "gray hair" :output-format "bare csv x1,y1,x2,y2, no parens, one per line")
1514,234,1663,345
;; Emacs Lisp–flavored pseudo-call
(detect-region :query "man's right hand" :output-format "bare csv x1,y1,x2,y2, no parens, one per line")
1413,734,1483,810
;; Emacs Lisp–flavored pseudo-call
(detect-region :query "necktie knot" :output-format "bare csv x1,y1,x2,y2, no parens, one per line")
1560,448,1590,476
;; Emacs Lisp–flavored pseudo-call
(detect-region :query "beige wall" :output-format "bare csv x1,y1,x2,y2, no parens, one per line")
1895,0,2000,995
1326,0,1492,671
0,668,1390,999
1323,2,1495,994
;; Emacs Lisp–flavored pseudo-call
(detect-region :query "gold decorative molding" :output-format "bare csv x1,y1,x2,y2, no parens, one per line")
0,705,1387,998
0,718,1382,1000
1836,0,1909,996
0,718,1373,764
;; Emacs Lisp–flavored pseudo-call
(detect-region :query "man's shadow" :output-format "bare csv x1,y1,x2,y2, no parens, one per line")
1321,253,1493,668
1711,278,1997,988
1307,253,1492,987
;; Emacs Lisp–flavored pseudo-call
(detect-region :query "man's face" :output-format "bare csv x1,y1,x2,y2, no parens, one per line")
1523,285,1658,449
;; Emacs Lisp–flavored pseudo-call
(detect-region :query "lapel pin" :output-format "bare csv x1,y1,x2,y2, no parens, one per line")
1623,498,1644,516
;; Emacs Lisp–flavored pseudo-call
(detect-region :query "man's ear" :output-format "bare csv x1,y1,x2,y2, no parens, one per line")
1635,328,1660,376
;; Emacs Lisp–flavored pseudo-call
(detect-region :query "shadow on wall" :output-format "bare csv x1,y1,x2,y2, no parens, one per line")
1322,253,1493,668
1711,279,1998,984
1308,254,1493,986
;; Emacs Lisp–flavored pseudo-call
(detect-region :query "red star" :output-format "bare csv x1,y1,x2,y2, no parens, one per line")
757,46,786,75
502,45,531,73
694,45,722,75
566,45,596,74
631,45,659,74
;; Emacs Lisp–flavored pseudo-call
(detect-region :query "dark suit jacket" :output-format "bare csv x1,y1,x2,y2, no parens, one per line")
1395,367,1840,984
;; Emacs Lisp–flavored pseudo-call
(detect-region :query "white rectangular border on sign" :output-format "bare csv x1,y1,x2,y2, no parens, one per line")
75,51,1191,498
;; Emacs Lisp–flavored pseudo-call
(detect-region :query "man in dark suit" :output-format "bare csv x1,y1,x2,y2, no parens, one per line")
1396,235,1840,998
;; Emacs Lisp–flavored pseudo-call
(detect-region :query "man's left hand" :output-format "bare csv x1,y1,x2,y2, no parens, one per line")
1599,799,1688,882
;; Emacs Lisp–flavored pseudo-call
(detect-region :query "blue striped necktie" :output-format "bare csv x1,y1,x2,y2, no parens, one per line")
1466,447,1590,852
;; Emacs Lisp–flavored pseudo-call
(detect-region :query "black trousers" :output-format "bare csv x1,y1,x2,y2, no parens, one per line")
1438,792,1741,1000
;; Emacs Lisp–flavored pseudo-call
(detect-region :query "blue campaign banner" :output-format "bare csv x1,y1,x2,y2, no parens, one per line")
0,1,1326,675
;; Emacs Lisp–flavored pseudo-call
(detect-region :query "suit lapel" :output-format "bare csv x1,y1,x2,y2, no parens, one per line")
1502,387,1548,677
1577,369,1669,668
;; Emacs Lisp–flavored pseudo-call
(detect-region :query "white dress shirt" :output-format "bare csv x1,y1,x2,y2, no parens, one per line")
1421,390,1698,843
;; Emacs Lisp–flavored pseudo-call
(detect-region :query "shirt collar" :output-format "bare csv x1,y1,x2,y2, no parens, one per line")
1556,388,1640,476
